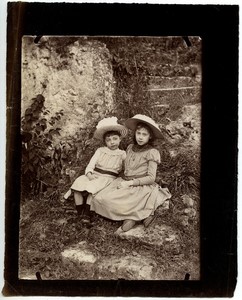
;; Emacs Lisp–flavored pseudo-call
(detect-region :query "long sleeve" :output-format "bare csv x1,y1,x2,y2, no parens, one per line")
121,151,126,171
132,160,158,186
85,148,101,175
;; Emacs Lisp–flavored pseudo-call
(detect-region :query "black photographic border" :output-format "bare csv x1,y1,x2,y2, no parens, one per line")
4,2,238,297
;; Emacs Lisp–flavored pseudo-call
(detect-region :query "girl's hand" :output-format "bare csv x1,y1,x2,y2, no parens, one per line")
117,180,133,189
87,173,98,181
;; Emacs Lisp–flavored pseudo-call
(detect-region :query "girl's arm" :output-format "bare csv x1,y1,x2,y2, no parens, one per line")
118,160,157,188
131,160,157,186
85,148,101,175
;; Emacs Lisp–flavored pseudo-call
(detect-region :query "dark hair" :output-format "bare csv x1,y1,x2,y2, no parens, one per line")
103,130,121,142
133,122,155,146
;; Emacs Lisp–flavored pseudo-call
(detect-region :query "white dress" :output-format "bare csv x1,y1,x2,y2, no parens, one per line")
70,147,126,194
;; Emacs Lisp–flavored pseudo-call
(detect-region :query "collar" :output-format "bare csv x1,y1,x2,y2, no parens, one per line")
132,144,153,152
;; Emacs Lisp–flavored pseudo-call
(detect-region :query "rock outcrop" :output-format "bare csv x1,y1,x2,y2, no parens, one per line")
22,36,115,138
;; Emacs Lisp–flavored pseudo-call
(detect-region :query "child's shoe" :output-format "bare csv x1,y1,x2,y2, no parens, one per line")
81,215,91,225
76,204,84,216
122,219,136,232
64,189,72,200
143,214,156,228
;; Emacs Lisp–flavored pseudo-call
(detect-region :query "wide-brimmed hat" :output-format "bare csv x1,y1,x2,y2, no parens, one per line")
93,117,128,140
125,114,163,139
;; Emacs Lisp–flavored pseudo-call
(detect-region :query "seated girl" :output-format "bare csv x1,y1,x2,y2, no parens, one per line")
64,117,127,225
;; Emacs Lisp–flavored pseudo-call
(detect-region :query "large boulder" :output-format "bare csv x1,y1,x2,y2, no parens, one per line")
21,36,115,138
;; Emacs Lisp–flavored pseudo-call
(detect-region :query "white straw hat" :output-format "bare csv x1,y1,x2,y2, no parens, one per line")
125,114,163,139
93,117,128,140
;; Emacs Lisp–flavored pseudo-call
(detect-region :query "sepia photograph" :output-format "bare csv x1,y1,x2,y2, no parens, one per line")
19,35,202,281
4,2,238,297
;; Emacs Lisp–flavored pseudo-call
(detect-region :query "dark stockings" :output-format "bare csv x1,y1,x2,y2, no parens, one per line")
76,190,91,224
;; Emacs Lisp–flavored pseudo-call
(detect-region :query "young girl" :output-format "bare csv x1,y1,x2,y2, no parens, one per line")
64,117,128,225
91,114,171,231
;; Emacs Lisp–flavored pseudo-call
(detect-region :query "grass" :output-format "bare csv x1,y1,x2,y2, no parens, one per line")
19,189,200,280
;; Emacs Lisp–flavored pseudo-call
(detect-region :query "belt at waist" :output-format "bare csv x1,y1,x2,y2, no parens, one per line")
94,167,118,177
122,174,146,180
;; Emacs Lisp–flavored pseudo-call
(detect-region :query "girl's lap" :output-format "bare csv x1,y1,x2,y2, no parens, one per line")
94,179,158,204
71,174,114,194
91,183,158,221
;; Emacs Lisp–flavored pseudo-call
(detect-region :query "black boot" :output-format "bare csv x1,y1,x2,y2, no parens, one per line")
76,204,84,216
81,204,91,225
75,190,88,216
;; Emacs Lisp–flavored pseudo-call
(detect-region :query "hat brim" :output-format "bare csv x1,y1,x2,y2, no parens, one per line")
93,125,128,140
125,118,163,139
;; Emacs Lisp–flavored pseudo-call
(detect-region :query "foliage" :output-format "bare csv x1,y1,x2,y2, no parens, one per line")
21,94,65,197
90,36,201,122
109,41,152,119
158,149,200,196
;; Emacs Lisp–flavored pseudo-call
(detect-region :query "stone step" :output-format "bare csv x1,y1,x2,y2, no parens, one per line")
145,76,201,106
148,75,200,89
149,88,201,105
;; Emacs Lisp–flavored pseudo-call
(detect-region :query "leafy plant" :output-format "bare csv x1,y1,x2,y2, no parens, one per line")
21,94,64,197
158,149,200,196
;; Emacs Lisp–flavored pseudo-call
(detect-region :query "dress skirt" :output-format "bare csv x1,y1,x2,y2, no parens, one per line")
91,177,171,221
71,172,115,195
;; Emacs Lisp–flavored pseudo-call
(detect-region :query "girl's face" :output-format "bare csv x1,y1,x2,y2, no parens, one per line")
135,127,151,146
105,134,121,150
